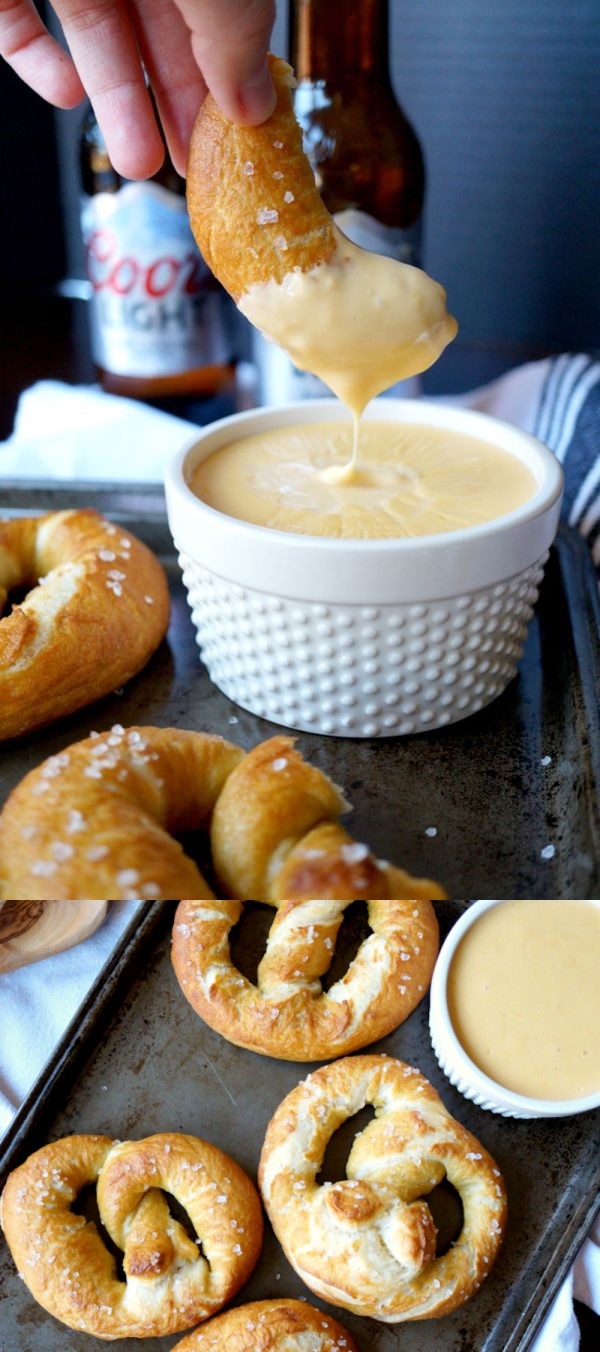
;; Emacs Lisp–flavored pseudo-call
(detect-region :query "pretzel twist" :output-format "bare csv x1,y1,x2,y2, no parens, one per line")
0,727,243,901
0,510,169,741
0,728,445,901
0,1133,263,1339
259,1055,507,1322
172,900,439,1061
210,737,446,900
173,1299,359,1351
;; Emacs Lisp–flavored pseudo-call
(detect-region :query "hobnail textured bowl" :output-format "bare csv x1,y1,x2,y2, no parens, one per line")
429,899,600,1119
164,399,563,738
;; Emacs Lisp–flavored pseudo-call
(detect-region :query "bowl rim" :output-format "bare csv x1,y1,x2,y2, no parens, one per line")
429,898,600,1118
165,398,564,555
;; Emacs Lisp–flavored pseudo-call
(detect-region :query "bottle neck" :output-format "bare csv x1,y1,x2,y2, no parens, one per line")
291,0,390,87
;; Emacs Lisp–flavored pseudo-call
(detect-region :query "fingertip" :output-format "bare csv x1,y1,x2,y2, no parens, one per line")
237,61,277,124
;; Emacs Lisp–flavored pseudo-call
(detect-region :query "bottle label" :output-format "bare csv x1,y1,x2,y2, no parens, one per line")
255,209,423,404
81,182,234,376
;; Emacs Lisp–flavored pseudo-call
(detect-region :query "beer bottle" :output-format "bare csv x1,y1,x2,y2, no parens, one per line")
80,106,240,416
257,0,426,404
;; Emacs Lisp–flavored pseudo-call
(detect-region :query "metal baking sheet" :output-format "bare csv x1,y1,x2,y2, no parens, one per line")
1,482,599,898
0,902,598,1352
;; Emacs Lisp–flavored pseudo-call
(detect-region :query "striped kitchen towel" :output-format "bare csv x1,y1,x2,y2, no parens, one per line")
467,352,600,574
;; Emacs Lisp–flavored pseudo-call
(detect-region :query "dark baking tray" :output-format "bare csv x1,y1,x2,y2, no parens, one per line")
1,482,599,899
0,902,598,1352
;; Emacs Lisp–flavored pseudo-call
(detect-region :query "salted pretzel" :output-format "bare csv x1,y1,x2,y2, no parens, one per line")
172,900,438,1061
0,1132,263,1339
0,727,243,901
173,1299,359,1351
210,736,446,900
187,57,456,400
0,510,169,741
0,728,445,901
259,1055,507,1322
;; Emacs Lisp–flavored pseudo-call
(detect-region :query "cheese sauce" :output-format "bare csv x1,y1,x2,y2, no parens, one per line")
447,900,600,1101
239,225,458,477
189,420,537,540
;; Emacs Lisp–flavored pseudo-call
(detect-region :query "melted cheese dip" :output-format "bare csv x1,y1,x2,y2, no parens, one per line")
239,226,457,418
448,900,600,1101
189,421,536,540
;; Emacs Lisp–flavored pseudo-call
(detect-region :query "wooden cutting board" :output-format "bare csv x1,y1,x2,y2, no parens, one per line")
0,902,108,974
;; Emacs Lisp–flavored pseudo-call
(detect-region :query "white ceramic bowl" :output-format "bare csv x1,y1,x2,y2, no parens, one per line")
429,899,600,1119
164,399,563,737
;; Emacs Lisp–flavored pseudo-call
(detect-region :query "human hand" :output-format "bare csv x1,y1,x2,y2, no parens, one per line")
0,0,276,178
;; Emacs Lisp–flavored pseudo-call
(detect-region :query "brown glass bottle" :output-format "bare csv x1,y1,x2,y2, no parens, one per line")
291,0,424,244
80,106,237,406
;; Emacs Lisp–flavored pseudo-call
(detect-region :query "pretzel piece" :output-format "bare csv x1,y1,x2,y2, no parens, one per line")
259,1055,507,1322
0,510,169,741
173,1299,359,1351
187,56,335,300
0,727,244,901
210,737,447,900
0,1133,263,1338
172,900,438,1061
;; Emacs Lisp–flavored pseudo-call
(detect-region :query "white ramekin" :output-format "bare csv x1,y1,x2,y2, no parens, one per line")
164,399,563,738
429,899,600,1119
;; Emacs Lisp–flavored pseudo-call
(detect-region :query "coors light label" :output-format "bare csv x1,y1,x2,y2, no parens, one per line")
81,181,232,377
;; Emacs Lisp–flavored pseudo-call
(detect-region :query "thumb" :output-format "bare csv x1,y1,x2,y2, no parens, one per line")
174,0,277,124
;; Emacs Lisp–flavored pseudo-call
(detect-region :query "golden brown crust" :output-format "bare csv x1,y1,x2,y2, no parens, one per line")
173,1299,359,1351
187,56,335,299
259,1055,507,1323
0,726,445,901
1,1132,263,1339
210,737,446,901
172,899,439,1061
0,726,244,900
0,510,169,741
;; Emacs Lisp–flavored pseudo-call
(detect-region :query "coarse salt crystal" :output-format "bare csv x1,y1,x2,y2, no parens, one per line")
283,190,295,203
87,844,109,861
242,161,254,175
271,757,288,771
272,169,284,179
51,841,74,861
257,207,279,225
98,550,116,562
30,860,57,877
540,754,552,766
341,842,369,864
540,843,555,860
116,868,140,887
425,826,438,837
144,595,154,605
275,235,288,250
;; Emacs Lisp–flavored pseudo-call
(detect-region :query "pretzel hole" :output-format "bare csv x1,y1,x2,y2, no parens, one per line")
71,1184,126,1281
321,901,371,992
426,1179,464,1256
230,903,276,985
162,1190,208,1261
317,1106,377,1186
1,581,31,614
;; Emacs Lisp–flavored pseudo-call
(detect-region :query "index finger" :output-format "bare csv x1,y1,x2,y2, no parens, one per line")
54,0,164,178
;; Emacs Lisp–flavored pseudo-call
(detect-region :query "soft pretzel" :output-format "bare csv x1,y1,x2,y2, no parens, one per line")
0,1132,263,1339
210,736,446,900
0,727,244,901
173,1299,359,1351
187,57,456,399
0,510,169,741
259,1055,507,1323
0,728,445,901
172,900,438,1061
187,56,335,301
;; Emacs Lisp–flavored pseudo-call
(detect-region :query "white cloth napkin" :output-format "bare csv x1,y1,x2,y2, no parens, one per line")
0,901,140,1137
0,899,597,1350
0,372,599,1347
